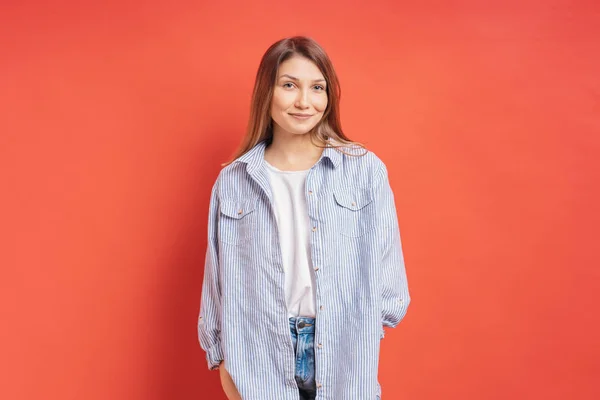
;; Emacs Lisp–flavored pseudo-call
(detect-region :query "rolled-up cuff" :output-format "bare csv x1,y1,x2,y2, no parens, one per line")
205,340,224,371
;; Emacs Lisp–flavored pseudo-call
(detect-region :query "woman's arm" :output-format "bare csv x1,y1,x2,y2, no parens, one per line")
373,162,411,337
198,179,225,369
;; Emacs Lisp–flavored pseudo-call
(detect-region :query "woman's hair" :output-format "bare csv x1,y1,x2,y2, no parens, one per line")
222,35,366,167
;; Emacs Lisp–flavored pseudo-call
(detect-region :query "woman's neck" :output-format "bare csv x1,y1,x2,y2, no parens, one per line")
264,132,324,171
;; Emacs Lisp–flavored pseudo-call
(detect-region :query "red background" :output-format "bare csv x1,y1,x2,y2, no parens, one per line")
1,1,599,399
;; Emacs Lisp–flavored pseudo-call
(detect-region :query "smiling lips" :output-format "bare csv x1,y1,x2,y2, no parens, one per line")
289,113,313,120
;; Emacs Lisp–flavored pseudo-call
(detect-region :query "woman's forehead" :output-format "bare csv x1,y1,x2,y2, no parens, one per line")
277,56,325,80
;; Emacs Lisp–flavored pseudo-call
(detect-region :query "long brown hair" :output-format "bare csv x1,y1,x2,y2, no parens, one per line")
222,36,366,167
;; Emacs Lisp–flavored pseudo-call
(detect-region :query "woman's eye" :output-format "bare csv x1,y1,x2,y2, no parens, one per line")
283,82,295,88
314,85,325,91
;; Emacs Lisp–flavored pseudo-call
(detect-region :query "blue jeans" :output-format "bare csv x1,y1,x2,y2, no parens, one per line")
289,316,316,400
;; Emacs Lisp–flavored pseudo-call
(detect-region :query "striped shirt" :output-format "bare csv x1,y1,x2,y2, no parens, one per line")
197,138,411,399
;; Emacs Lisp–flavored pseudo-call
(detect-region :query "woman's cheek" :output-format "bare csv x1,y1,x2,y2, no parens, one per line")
313,95,328,112
277,92,296,109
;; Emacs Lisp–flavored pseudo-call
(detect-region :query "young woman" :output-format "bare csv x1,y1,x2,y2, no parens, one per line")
198,36,410,400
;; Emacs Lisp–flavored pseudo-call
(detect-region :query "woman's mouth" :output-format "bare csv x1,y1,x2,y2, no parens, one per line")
289,113,313,120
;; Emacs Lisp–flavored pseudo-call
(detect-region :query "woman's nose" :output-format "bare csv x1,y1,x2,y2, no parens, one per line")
295,89,310,108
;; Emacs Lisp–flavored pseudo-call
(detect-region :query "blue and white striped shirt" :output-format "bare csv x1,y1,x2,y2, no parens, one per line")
198,138,410,399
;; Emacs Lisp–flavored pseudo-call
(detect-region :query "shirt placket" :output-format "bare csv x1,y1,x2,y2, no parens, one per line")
305,165,326,395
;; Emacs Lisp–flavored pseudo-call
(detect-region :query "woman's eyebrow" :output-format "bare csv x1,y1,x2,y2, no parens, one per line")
279,74,326,83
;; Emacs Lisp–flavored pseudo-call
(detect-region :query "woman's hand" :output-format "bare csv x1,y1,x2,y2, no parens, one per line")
218,361,242,400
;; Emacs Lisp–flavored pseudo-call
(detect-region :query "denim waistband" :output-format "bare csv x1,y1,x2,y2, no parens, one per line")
289,316,315,334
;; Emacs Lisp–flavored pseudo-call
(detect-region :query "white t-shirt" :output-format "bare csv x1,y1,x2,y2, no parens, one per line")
264,160,316,318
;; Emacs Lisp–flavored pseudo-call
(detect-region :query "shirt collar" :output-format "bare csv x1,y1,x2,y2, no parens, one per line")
235,137,342,173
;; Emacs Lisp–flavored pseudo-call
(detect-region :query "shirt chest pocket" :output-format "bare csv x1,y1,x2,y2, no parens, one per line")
219,197,258,245
333,187,376,237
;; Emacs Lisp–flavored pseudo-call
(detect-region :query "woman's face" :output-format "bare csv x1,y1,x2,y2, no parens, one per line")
270,55,328,137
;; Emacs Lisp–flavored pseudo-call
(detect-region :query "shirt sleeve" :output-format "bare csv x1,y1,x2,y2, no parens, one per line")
373,162,411,338
197,178,224,370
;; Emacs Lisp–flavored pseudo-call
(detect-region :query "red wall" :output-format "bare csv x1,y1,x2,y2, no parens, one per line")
2,1,598,399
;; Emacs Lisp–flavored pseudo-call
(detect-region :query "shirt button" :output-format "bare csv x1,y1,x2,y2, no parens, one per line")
314,266,319,271
312,226,317,232
308,190,313,194
351,201,356,207
237,209,243,215
317,343,323,349
316,382,323,388
319,305,324,310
